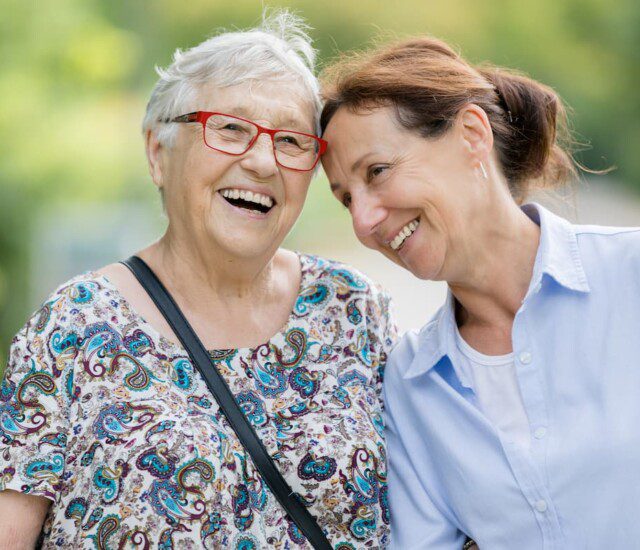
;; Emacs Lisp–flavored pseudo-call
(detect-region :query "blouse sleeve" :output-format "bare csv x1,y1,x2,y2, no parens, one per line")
0,300,75,502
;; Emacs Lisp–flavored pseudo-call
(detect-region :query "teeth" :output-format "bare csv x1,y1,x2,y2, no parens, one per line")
390,219,419,250
220,188,274,208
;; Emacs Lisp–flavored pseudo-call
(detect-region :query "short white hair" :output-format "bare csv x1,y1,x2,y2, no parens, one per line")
142,10,320,147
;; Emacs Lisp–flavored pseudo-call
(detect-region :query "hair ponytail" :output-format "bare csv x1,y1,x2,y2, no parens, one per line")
479,67,576,201
321,37,579,203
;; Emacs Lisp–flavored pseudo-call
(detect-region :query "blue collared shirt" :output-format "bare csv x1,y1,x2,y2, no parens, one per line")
384,203,640,549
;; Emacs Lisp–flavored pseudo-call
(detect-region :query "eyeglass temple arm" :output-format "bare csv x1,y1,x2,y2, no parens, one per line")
160,112,200,123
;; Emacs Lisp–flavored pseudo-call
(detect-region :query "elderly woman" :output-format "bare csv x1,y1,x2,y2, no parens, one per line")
320,36,640,549
0,13,396,549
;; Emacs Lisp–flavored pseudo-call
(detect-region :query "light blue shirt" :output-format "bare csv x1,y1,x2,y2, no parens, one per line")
384,203,640,549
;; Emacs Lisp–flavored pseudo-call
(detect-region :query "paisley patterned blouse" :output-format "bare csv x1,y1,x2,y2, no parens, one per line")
0,253,397,549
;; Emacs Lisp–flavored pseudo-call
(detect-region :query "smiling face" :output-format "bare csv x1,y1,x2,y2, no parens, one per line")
148,80,316,261
322,105,491,281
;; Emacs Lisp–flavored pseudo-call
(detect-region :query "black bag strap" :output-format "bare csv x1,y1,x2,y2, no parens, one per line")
121,256,332,550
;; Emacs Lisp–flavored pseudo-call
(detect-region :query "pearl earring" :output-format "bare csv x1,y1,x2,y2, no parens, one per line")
480,162,488,180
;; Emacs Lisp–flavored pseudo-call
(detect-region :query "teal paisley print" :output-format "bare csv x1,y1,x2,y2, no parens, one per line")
0,253,397,549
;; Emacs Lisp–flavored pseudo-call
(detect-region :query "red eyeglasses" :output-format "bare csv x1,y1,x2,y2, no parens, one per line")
163,111,327,172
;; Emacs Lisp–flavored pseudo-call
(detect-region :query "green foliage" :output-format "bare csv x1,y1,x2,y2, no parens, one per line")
1,0,638,366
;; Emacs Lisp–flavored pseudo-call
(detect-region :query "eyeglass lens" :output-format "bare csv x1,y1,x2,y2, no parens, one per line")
203,114,319,170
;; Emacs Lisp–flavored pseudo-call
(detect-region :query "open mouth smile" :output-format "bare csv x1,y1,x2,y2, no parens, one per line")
389,218,420,251
218,188,276,215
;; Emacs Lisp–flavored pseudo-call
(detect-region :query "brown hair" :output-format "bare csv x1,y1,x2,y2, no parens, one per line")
320,37,577,203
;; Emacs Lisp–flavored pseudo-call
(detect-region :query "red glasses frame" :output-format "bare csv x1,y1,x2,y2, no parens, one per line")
164,111,328,172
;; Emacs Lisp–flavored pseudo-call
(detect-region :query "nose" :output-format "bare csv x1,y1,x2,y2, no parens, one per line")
239,133,278,178
349,191,387,241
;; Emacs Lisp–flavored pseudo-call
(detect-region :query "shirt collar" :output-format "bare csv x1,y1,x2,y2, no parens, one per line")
522,202,590,294
403,292,455,379
402,202,590,380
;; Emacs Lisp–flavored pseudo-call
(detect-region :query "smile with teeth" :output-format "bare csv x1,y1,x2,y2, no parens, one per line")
219,188,275,214
390,219,420,250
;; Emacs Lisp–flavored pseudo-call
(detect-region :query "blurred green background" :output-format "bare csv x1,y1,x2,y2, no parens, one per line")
1,0,639,365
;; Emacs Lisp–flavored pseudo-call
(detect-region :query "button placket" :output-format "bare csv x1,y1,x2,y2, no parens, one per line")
535,499,548,513
534,427,547,439
509,305,563,544
518,351,532,365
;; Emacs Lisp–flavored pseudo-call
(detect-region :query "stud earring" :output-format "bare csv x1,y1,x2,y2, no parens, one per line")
480,162,488,180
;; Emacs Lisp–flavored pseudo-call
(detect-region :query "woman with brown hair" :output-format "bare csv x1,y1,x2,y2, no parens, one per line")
320,37,640,548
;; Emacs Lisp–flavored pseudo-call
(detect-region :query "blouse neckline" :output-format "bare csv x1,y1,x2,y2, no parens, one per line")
88,250,311,356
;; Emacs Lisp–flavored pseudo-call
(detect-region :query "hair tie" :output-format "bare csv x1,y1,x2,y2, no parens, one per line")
494,86,516,123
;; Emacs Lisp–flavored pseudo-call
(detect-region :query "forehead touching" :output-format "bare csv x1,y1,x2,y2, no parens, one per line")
196,80,316,132
323,106,402,189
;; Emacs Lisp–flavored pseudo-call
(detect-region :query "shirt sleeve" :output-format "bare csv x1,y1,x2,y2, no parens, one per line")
0,301,74,502
367,284,399,393
384,350,466,549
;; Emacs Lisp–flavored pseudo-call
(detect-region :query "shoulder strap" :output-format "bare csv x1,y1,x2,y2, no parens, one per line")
121,256,332,550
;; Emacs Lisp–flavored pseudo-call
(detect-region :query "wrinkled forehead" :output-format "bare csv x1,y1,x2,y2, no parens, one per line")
322,106,399,161
324,103,402,134
195,79,318,132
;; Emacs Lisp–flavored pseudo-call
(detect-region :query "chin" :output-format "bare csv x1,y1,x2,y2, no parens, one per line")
206,219,281,257
397,249,444,281
409,267,439,281
207,231,274,260
226,240,277,260
407,260,444,281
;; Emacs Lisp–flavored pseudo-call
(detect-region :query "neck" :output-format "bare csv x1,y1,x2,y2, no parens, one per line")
448,200,540,329
139,226,281,309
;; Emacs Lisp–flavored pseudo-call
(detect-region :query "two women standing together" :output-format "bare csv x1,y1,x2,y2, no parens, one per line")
1,10,639,549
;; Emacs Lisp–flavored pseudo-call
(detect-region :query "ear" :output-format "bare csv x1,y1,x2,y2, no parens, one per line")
145,129,164,189
457,104,494,161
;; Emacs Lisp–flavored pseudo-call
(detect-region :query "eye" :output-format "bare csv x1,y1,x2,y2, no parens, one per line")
341,193,352,209
367,164,389,181
278,135,300,146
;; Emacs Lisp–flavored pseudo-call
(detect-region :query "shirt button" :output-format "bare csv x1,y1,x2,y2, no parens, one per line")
535,500,548,513
518,351,532,365
534,427,547,439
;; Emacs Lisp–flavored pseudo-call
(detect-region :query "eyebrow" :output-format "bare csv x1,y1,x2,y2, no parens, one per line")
350,152,377,173
329,151,379,193
225,106,312,132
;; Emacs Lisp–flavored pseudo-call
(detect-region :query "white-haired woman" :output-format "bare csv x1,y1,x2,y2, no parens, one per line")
0,13,396,549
